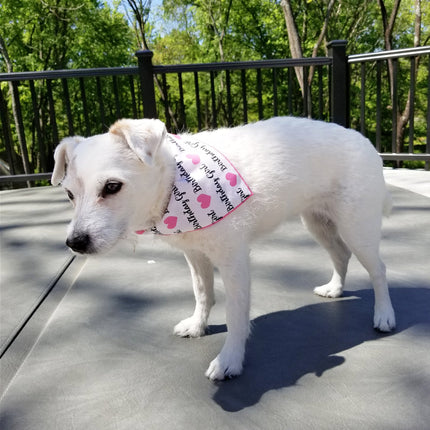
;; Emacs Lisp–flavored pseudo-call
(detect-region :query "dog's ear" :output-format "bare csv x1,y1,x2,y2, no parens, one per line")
51,136,83,185
109,118,167,166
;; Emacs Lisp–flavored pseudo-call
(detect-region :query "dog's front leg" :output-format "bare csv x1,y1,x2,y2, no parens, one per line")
205,246,251,381
174,250,215,338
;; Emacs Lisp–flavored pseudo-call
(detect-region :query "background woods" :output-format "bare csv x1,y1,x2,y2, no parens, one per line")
0,0,429,178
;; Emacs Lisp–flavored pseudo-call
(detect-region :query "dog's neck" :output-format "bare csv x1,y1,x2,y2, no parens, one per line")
136,133,252,236
150,141,177,225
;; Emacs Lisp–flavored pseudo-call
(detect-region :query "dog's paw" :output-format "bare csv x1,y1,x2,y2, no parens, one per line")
173,316,206,338
374,305,396,332
205,354,243,381
314,283,343,298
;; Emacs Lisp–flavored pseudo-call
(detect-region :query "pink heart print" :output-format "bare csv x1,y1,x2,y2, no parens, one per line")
226,172,237,187
164,216,178,229
186,154,201,165
197,194,211,209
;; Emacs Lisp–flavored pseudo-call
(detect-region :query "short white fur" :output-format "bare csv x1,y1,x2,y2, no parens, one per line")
52,117,396,381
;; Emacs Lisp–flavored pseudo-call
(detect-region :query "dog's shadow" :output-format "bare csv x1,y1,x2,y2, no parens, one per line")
208,287,430,412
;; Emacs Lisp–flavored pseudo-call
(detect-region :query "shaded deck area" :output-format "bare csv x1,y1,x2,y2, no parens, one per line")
1,169,429,429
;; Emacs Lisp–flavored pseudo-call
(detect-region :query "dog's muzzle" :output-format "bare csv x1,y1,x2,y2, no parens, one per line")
66,233,92,254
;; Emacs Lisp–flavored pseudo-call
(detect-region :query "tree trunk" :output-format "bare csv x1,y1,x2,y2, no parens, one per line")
307,0,336,115
126,0,152,49
282,0,337,117
280,0,304,94
0,33,32,179
378,0,422,158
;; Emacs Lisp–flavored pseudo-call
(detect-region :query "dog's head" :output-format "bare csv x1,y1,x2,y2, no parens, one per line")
52,118,172,254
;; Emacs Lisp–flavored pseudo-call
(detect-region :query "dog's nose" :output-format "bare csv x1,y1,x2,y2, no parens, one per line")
66,233,91,254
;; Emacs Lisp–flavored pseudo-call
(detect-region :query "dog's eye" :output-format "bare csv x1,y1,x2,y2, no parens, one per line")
66,189,74,201
102,181,122,197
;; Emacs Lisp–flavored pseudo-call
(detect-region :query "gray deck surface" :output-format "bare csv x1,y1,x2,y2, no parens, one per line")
1,170,429,430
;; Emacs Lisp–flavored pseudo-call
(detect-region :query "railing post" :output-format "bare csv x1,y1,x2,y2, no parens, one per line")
328,40,349,127
135,50,157,119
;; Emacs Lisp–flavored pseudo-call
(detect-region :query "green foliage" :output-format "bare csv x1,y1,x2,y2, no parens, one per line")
0,0,136,175
154,0,288,63
1,0,134,71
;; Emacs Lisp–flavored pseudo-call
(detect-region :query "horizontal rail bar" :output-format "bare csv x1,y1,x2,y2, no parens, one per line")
0,58,332,83
0,67,139,82
349,46,430,63
3,48,426,81
152,57,332,74
0,173,52,183
2,154,429,185
379,153,430,161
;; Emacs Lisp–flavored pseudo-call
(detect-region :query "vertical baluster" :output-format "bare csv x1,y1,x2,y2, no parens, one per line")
360,62,366,135
426,55,430,170
29,80,45,172
129,75,138,118
408,57,416,154
318,65,323,120
303,67,308,118
226,70,233,126
0,84,16,174
376,61,382,152
11,81,31,179
241,69,248,124
46,80,59,154
272,68,278,117
288,67,293,115
257,68,263,120
177,72,186,130
161,74,171,131
210,71,217,129
96,77,106,131
112,75,121,119
62,78,74,135
194,71,201,130
79,78,91,136
391,59,398,154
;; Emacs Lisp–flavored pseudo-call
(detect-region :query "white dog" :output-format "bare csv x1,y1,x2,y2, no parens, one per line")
51,117,396,381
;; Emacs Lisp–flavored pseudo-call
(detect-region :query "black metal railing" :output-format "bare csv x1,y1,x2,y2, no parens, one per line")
149,56,333,129
0,66,142,182
1,41,429,187
137,44,347,134
349,46,430,165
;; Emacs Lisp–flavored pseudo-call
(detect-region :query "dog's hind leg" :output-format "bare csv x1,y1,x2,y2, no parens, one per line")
173,250,215,338
301,210,352,298
336,212,395,332
205,244,251,381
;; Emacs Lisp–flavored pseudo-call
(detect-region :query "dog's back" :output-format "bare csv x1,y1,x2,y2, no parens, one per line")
188,117,388,237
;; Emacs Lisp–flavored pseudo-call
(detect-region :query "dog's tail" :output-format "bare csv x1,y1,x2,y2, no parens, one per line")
383,189,393,217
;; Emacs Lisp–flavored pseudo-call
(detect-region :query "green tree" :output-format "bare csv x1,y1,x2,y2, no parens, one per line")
156,0,287,63
0,0,134,174
144,0,290,129
377,0,429,155
1,0,133,71
121,0,153,50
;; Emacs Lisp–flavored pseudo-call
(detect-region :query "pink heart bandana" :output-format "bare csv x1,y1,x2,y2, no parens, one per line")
137,133,252,235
